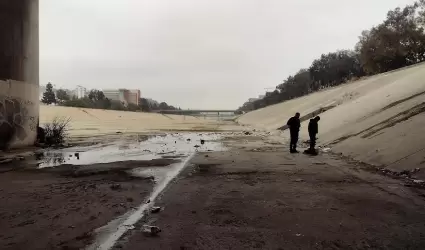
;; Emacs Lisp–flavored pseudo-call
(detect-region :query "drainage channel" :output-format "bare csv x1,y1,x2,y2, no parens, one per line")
31,132,226,250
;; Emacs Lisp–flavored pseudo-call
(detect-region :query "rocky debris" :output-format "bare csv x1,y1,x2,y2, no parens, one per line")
201,139,205,145
186,139,191,142
110,184,122,190
0,158,12,164
142,225,161,236
151,206,161,214
244,131,252,135
194,145,200,148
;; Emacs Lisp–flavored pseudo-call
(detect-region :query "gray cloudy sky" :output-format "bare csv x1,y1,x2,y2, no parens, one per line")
40,0,415,109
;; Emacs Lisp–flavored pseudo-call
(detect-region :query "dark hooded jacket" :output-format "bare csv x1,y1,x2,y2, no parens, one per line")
308,119,318,135
287,116,300,132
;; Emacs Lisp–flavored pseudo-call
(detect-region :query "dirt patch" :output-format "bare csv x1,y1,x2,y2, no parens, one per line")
42,158,180,177
0,167,153,250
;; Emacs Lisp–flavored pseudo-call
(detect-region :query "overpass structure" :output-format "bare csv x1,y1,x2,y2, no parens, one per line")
0,0,39,149
154,110,237,115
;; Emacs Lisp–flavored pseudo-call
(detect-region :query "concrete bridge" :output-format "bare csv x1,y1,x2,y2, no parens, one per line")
155,110,237,115
0,0,39,149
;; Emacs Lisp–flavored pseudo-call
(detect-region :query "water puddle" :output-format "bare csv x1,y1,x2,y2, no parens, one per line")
37,132,229,250
35,133,224,168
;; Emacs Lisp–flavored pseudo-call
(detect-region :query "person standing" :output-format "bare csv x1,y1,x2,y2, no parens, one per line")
306,116,320,155
287,112,301,153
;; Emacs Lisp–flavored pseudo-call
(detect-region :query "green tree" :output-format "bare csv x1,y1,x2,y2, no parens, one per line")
127,103,139,112
138,98,152,112
56,89,70,102
110,100,125,111
42,82,56,104
88,89,105,102
356,4,425,74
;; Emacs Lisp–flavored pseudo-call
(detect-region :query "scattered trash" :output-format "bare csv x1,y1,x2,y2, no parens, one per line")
200,139,205,145
244,131,252,135
110,184,121,190
142,225,161,236
124,224,135,230
74,152,80,160
295,233,302,237
151,206,161,214
14,156,25,161
194,145,200,148
322,147,331,153
413,180,425,184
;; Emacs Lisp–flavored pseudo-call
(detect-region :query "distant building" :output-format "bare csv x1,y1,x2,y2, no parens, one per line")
128,89,141,106
103,88,141,106
74,85,87,99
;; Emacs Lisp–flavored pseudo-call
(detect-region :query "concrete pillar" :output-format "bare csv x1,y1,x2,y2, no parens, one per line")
0,0,39,149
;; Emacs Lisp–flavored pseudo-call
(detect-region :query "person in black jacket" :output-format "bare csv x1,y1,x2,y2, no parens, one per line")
306,116,320,155
286,112,301,153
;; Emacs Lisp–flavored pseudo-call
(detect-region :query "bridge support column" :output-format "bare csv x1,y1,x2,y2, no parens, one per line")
0,0,39,149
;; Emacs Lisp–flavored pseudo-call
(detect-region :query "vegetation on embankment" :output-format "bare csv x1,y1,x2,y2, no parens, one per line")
238,1,425,112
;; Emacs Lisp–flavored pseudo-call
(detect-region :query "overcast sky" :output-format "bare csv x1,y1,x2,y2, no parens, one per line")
40,0,415,109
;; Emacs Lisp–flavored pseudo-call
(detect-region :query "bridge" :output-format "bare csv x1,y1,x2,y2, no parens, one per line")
154,110,237,115
1,0,39,149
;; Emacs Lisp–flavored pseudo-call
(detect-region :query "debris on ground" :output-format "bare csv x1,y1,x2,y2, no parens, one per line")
110,184,122,190
295,179,304,182
0,158,12,164
151,206,161,214
244,131,252,135
194,145,200,148
201,139,205,145
322,147,331,153
142,225,161,236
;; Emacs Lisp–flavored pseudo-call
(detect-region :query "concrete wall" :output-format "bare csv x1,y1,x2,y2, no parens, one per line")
238,63,425,173
0,0,39,149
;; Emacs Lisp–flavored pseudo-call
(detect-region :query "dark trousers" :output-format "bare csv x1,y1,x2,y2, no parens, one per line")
290,131,299,151
309,133,316,150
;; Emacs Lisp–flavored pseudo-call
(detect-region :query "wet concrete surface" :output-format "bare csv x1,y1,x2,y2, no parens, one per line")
34,133,224,169
120,134,425,250
0,132,227,250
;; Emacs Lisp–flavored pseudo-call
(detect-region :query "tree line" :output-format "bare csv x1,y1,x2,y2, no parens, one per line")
238,1,425,112
41,83,180,112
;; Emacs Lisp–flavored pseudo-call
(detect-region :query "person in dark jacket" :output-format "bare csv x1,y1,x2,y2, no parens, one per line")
306,116,320,155
287,112,301,153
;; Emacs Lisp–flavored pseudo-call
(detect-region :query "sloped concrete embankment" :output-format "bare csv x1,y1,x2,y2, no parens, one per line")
40,106,237,138
237,63,425,176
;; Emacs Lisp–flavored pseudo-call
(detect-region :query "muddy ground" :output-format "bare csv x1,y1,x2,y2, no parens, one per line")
1,132,425,249
0,160,163,250
119,135,425,250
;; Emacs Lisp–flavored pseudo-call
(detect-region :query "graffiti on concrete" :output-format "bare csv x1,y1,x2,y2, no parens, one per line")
0,96,36,149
